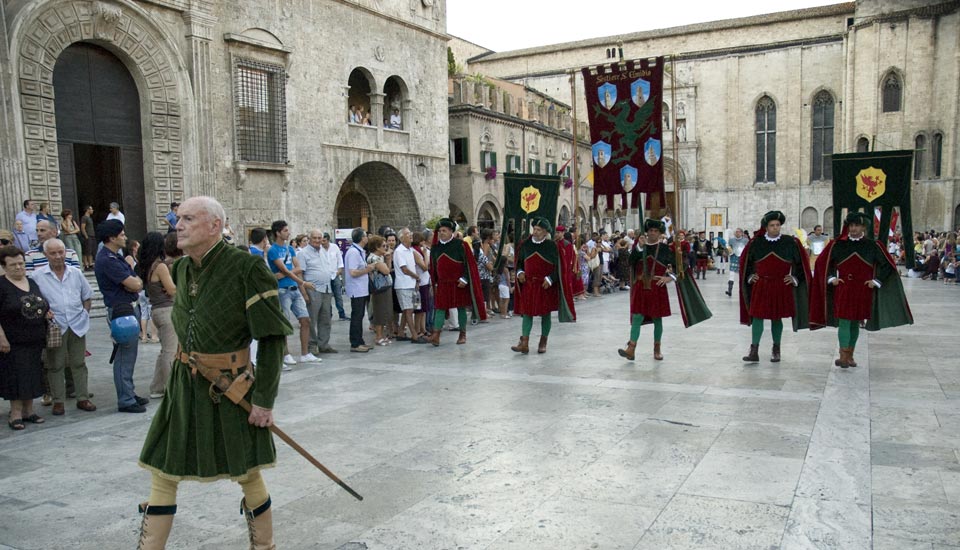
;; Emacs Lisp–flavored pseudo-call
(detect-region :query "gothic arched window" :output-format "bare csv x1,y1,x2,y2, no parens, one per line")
811,91,835,181
755,96,776,183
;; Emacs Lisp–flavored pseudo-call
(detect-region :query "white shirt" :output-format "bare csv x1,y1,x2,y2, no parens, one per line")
32,264,93,337
322,243,344,274
393,243,418,290
299,245,337,293
106,211,126,224
415,247,431,286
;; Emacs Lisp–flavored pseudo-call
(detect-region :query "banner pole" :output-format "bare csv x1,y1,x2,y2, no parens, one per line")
670,55,685,278
569,70,580,235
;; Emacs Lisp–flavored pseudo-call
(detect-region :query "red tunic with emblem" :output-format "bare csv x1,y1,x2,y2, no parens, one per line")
515,241,560,316
431,239,476,310
834,255,875,320
827,238,893,321
741,235,807,320
629,242,673,318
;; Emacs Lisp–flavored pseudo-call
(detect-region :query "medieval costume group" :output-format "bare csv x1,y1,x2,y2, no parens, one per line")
133,203,912,549
425,210,911,370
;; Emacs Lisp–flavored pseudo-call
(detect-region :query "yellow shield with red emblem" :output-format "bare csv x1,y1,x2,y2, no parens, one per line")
520,186,542,214
855,167,886,203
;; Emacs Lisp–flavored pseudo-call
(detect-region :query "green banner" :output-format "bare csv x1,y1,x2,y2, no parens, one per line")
495,173,561,269
831,150,914,266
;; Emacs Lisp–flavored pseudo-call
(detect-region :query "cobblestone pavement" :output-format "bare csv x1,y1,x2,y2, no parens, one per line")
1,274,958,549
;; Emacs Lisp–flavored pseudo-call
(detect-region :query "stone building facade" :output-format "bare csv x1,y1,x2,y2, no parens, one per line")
0,0,450,241
447,74,594,233
463,1,960,234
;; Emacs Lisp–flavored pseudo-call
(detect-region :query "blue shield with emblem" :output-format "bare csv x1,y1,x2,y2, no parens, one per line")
597,83,617,110
643,138,661,166
631,79,651,108
620,165,638,193
592,141,612,168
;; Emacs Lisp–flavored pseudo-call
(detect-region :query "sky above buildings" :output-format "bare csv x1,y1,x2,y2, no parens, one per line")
447,0,843,52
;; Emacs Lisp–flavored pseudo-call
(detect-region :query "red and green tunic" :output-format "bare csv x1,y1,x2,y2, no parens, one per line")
557,238,578,317
739,234,811,328
629,242,674,319
429,238,486,319
514,237,575,321
139,240,293,481
810,236,913,329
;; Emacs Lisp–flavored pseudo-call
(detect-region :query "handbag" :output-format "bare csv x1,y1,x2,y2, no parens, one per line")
587,253,601,271
371,270,393,294
46,319,62,349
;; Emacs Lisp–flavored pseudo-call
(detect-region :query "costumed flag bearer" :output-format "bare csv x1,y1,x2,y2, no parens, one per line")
618,219,676,361
428,218,486,346
810,211,913,368
739,211,812,363
510,217,575,354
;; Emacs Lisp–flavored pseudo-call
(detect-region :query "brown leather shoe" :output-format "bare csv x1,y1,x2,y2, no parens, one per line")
511,336,529,354
77,400,97,412
456,331,467,345
653,341,664,361
537,336,548,354
617,340,636,361
52,402,65,416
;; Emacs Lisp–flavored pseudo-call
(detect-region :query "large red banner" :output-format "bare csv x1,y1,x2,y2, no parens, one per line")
581,58,665,210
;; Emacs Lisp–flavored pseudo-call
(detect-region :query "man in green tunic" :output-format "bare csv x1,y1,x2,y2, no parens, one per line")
136,197,292,549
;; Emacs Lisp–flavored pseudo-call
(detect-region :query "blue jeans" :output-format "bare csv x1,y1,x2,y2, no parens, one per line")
331,276,347,318
107,305,140,408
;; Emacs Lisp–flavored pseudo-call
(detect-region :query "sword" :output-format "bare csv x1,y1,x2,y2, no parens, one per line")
188,357,364,501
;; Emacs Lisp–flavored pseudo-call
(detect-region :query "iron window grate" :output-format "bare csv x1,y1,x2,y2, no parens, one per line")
234,58,288,164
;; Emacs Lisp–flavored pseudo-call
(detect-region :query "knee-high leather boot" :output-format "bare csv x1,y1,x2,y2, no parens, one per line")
137,503,176,550
242,496,275,550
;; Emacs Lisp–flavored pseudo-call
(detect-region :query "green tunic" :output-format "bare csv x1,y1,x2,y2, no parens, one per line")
139,240,293,482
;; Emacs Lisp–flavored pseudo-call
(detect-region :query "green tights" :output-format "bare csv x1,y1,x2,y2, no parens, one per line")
838,319,860,348
629,314,663,342
751,318,783,345
433,308,468,332
521,315,552,337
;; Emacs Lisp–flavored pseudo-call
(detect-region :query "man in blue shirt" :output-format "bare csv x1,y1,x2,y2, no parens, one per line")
344,228,374,352
15,199,38,247
94,219,148,413
268,220,318,366
164,202,179,233
33,238,97,415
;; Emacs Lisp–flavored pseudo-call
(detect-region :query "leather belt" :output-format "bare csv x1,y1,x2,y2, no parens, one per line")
177,347,250,376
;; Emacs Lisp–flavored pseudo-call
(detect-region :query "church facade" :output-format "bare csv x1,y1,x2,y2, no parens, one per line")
0,0,451,240
463,1,960,234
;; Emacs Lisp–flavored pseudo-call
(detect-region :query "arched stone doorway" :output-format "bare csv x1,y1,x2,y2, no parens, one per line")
801,206,818,232
559,205,570,227
334,162,420,231
823,207,835,236
13,2,192,239
54,42,146,238
476,201,499,230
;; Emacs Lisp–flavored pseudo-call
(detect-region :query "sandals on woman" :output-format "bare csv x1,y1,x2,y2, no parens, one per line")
24,414,44,424
8,418,25,430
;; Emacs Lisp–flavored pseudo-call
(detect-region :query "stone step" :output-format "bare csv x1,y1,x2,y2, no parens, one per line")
83,270,108,319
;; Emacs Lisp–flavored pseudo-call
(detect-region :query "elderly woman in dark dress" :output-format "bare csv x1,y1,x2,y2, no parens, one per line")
0,246,51,430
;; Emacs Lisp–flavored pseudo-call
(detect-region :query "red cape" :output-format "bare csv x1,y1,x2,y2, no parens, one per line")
809,233,913,331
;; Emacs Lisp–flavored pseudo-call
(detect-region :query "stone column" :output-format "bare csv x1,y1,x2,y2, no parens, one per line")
184,11,217,198
370,92,385,147
402,98,413,134
0,2,28,231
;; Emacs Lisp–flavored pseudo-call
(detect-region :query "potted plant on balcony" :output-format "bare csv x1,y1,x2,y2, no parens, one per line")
563,176,573,189
485,165,497,181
